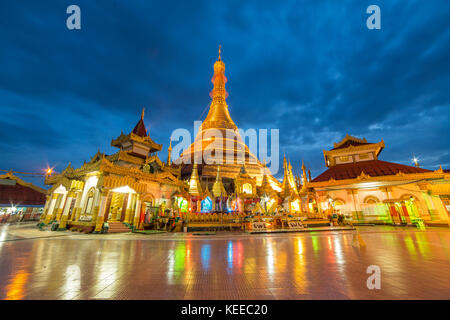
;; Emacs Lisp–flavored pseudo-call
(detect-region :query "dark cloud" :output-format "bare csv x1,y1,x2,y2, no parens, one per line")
0,0,449,187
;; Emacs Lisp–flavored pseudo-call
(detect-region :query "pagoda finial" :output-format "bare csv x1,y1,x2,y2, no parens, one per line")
301,160,308,191
141,107,145,120
188,162,202,196
218,44,222,61
167,138,173,165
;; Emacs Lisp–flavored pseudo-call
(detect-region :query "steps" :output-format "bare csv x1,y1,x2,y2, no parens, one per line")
107,221,132,233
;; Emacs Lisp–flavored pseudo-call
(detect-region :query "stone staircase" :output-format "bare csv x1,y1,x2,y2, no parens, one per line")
107,221,132,233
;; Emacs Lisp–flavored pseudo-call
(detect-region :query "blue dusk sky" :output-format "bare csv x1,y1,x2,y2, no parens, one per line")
0,0,449,188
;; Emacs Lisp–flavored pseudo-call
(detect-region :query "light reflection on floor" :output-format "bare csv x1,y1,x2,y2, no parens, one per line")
0,226,449,300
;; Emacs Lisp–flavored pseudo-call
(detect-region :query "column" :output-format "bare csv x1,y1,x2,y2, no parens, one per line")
44,193,59,224
55,193,67,221
58,190,76,230
70,191,82,222
93,189,110,233
109,192,120,221
124,193,135,224
39,195,51,222
90,189,101,222
133,194,142,228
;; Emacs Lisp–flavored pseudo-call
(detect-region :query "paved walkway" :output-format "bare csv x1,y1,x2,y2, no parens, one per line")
0,225,449,300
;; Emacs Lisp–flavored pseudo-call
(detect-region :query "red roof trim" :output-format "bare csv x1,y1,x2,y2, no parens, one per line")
312,160,431,182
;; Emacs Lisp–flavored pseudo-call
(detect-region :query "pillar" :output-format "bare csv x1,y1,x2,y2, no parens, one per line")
69,191,82,221
55,193,67,221
58,190,77,230
44,193,59,224
124,193,135,224
39,195,51,222
109,192,120,221
132,194,142,228
90,189,101,222
93,189,110,233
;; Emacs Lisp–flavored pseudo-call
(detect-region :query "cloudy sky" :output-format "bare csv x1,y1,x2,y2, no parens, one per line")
1,0,449,187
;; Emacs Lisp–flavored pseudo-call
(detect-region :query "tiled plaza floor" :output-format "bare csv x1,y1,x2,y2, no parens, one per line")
0,224,449,300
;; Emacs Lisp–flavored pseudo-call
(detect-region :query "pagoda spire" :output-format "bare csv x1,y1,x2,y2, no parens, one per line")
301,161,308,191
288,159,298,193
167,138,172,165
259,160,273,196
132,107,148,137
212,166,227,198
188,162,202,196
201,46,236,131
281,155,291,197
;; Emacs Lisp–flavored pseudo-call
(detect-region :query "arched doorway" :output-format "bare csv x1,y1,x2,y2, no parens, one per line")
142,194,156,224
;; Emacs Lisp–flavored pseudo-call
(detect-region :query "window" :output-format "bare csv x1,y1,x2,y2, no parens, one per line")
242,183,252,194
359,153,369,159
84,196,94,215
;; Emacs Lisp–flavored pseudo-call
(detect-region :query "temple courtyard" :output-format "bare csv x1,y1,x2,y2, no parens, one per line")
0,223,449,300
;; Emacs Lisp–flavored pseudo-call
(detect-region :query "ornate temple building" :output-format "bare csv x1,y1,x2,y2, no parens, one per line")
38,49,450,233
306,135,450,226
40,110,186,233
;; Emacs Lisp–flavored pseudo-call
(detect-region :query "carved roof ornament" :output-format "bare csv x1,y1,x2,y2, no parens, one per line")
357,171,371,180
333,134,368,149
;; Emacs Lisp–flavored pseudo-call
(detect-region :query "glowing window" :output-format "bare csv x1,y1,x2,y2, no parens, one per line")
201,197,213,212
177,197,188,213
359,153,369,159
242,183,252,194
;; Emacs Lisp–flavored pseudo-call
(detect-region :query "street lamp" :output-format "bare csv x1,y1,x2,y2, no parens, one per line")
412,156,419,167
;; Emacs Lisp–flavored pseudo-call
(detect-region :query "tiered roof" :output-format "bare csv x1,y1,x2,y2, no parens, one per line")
0,172,47,206
312,159,430,182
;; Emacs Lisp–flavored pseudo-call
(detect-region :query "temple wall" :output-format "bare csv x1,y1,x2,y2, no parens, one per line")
142,181,179,208
313,181,448,224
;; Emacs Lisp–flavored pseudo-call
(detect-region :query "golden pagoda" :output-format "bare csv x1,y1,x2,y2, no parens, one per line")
176,47,281,192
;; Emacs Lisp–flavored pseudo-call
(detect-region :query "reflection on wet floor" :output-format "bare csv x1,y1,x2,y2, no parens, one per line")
0,227,449,300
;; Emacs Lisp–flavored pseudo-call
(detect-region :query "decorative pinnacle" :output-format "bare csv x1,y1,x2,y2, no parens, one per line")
218,45,221,61
141,107,145,120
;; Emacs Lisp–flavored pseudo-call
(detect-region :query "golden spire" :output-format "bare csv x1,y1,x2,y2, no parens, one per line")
218,44,222,61
212,166,227,197
201,46,236,130
188,162,202,196
167,138,172,165
281,155,292,197
288,159,297,193
141,107,145,120
301,161,308,191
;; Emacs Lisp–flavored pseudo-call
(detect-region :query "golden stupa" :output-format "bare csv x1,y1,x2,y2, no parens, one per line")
175,47,281,191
